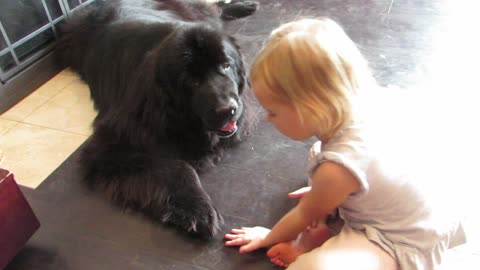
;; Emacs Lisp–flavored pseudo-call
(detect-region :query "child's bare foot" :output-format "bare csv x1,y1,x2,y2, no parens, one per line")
267,242,302,267
266,223,330,268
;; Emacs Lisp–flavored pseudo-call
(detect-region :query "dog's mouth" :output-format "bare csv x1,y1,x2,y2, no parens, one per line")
216,121,238,138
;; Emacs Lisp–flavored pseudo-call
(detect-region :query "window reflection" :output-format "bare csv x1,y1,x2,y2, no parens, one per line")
0,1,49,43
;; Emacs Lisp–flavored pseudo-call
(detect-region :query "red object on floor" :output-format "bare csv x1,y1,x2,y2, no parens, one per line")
0,168,40,269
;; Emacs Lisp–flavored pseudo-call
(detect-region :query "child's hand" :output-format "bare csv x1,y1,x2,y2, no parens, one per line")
224,226,271,253
288,186,311,199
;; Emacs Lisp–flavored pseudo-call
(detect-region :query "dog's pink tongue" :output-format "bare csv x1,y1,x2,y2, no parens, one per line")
220,121,237,132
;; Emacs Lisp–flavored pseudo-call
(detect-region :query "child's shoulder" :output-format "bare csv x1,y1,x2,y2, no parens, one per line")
308,123,372,193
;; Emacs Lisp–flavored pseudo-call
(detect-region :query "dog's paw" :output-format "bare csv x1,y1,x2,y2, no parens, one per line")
161,199,224,238
220,0,259,21
190,203,224,237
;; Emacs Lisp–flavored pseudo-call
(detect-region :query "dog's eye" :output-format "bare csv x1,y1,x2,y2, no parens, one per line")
222,63,231,71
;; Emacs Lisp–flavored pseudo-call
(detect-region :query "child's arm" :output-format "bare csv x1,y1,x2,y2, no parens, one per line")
229,161,360,253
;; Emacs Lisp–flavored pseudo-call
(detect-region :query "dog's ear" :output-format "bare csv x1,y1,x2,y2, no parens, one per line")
181,26,224,69
227,36,247,94
184,27,217,51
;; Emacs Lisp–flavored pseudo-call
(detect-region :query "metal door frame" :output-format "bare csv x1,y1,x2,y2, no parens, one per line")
0,0,95,83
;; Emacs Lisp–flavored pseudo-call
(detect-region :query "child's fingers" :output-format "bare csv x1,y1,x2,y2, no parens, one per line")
288,186,311,198
231,228,246,234
224,238,250,246
239,242,259,253
224,233,242,240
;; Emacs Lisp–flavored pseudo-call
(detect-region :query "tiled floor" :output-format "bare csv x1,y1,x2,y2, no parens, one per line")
0,69,95,188
1,0,480,269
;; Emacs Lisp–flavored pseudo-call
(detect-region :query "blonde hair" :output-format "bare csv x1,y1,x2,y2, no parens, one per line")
251,18,374,139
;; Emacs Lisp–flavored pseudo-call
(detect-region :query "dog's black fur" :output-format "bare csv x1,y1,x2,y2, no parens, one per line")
57,0,258,237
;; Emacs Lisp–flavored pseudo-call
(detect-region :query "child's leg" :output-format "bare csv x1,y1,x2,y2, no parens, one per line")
286,225,398,270
266,220,331,267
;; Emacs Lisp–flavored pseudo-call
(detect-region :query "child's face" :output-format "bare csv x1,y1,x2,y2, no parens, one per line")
254,84,316,141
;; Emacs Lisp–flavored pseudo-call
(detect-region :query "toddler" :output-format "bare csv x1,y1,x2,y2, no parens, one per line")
224,18,466,270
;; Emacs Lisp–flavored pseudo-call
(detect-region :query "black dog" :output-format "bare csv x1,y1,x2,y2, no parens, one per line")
57,0,258,237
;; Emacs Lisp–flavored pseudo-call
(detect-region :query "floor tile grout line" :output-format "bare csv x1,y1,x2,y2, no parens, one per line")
46,75,81,99
13,74,92,137
2,74,80,123
1,96,49,122
29,74,81,112
0,116,21,122
18,80,68,121
0,118,21,140
5,121,91,138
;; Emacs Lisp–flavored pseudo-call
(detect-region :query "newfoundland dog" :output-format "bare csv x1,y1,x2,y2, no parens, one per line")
57,0,258,237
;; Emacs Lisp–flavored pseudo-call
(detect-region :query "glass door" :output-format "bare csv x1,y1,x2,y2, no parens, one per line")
0,0,95,83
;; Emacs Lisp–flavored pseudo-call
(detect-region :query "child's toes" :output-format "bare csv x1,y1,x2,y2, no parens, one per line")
270,257,287,267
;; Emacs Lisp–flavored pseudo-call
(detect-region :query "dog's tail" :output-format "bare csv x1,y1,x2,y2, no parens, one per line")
215,0,259,21
55,0,115,74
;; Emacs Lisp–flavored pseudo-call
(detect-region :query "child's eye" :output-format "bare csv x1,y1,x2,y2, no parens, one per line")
266,111,276,118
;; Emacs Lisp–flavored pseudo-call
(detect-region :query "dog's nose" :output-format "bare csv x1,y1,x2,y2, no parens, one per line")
216,100,238,120
217,105,237,119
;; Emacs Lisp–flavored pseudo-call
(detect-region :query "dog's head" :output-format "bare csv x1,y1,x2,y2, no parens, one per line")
154,24,246,138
